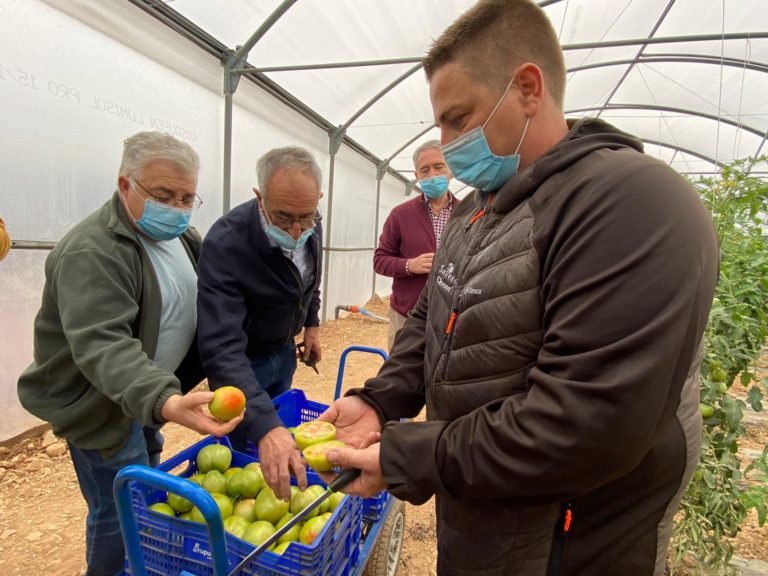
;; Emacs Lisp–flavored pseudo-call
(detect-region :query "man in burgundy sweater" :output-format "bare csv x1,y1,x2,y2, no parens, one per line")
374,140,460,348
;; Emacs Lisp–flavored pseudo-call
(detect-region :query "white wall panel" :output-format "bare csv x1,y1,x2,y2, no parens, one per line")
0,0,393,441
0,250,47,442
0,0,226,441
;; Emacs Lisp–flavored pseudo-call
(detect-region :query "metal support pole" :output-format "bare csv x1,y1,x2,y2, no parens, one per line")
9,240,57,250
321,128,347,322
371,161,388,298
322,147,339,324
223,91,233,213
220,0,298,213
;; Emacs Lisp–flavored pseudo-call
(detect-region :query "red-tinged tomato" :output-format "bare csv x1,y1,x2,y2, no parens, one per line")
299,514,330,545
208,386,246,421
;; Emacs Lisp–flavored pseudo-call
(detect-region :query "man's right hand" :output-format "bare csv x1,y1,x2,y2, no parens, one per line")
161,391,243,437
318,396,382,449
258,427,307,501
408,252,434,275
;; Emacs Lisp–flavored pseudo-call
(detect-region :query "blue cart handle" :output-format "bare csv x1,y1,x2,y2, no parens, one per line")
334,345,389,400
114,465,231,576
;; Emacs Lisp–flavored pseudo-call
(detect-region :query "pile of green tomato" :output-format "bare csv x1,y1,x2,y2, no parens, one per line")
148,443,345,555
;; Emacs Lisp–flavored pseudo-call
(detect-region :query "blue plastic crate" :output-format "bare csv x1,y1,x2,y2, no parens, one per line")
360,491,388,523
246,389,389,524
244,389,327,458
125,435,362,576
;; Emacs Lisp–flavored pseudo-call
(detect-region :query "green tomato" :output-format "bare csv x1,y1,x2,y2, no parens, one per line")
241,521,276,550
327,491,345,512
700,403,715,419
272,540,292,555
711,367,727,383
149,502,176,517
227,468,264,499
223,515,250,539
295,421,336,451
196,444,232,474
167,491,194,513
201,470,228,494
254,486,290,525
303,440,345,473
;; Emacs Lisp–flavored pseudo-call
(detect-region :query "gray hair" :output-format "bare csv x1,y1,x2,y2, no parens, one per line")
257,146,322,197
119,131,200,180
412,139,442,169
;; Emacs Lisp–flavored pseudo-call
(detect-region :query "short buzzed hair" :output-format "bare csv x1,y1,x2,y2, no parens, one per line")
423,0,566,109
412,140,442,169
256,146,322,199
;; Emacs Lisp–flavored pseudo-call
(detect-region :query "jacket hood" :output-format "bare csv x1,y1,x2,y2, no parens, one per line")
489,118,644,214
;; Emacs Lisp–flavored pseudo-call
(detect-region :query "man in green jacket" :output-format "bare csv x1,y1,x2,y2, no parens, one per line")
18,131,242,576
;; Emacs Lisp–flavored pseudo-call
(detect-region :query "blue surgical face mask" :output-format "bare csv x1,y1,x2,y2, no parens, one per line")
419,174,450,199
266,225,313,251
441,76,530,193
127,183,191,241
261,205,314,251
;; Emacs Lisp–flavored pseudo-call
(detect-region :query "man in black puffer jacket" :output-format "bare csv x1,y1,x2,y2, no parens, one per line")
318,2,719,575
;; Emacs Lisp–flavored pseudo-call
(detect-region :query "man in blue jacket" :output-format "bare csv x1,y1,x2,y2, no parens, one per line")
197,146,323,500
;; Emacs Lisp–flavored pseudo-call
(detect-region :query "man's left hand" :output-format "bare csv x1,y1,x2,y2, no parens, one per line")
300,326,322,362
258,426,307,501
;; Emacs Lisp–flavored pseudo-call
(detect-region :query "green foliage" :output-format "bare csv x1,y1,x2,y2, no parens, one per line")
670,158,768,574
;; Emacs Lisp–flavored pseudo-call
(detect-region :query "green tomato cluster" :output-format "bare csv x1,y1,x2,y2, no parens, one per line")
147,443,346,557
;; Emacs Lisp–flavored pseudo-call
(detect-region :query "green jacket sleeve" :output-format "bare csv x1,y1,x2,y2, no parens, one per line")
55,247,180,425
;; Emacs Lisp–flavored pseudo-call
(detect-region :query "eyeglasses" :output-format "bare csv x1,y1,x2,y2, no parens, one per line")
132,179,203,211
267,211,322,231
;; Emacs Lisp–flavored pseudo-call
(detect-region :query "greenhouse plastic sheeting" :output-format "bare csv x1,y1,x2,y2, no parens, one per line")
0,0,766,441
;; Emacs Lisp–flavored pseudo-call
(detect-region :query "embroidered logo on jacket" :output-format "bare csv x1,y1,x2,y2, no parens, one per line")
437,262,457,294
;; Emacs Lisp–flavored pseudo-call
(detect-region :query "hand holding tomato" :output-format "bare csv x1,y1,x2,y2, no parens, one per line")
161,391,244,437
208,386,246,421
317,396,382,449
317,441,386,498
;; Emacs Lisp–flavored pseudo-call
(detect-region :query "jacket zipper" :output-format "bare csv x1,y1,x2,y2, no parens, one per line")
440,306,459,379
547,502,573,576
284,256,304,347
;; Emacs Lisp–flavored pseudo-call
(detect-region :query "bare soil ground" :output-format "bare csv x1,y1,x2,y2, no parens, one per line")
0,296,765,576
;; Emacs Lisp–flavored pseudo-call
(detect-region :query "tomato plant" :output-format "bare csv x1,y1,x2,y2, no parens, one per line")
670,158,768,574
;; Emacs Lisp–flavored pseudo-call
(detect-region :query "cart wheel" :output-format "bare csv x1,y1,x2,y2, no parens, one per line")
363,498,406,576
